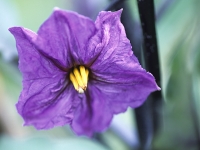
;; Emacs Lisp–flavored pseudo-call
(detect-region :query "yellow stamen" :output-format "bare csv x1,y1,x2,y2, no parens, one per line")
73,68,84,89
69,66,89,93
69,73,79,91
80,66,87,87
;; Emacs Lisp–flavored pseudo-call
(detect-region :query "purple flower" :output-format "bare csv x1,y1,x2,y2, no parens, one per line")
9,8,160,136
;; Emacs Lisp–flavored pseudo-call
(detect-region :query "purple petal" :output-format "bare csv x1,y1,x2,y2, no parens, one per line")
86,10,140,72
9,9,160,136
71,70,158,136
87,10,159,89
86,9,139,67
70,69,158,136
71,83,113,137
89,76,158,114
36,8,96,67
9,27,80,129
21,83,79,129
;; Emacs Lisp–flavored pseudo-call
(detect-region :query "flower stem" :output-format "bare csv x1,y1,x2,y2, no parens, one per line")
106,0,162,149
135,0,162,149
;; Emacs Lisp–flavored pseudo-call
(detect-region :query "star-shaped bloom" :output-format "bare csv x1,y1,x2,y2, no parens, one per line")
9,8,160,136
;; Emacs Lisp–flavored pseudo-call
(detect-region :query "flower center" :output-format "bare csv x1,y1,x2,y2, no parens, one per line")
69,66,89,93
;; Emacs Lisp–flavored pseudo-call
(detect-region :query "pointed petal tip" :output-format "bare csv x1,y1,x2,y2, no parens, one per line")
157,85,161,91
8,27,35,37
99,8,123,16
117,8,123,14
8,27,14,32
53,7,60,11
153,84,161,92
53,7,63,14
51,7,76,19
145,71,161,91
153,81,161,91
152,80,161,91
8,27,22,35
112,8,123,18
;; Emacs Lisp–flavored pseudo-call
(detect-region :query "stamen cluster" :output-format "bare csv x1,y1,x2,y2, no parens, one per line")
69,66,89,93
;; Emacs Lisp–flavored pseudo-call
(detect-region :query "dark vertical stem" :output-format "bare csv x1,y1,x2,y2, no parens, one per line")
106,0,162,150
134,100,153,150
135,0,162,150
107,1,143,150
137,0,160,85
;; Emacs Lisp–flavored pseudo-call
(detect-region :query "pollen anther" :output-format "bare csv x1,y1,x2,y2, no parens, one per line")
69,66,89,93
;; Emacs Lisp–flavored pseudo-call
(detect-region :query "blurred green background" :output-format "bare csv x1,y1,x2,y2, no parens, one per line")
0,0,200,150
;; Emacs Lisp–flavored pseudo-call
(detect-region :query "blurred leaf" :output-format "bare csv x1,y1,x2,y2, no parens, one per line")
0,59,24,135
153,0,200,149
154,34,197,150
0,135,108,150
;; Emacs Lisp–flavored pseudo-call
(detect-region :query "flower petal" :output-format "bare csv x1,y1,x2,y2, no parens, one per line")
22,82,79,129
86,9,139,68
89,76,159,114
71,71,158,136
36,8,96,67
9,27,80,129
71,83,113,137
87,10,159,89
